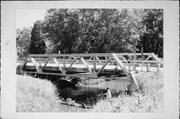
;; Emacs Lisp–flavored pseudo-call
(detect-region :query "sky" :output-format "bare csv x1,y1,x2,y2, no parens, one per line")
16,9,47,29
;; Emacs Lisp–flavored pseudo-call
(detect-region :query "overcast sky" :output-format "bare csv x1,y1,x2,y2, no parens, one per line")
16,9,47,29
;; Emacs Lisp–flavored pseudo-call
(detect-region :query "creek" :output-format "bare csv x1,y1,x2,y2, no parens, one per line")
54,76,130,108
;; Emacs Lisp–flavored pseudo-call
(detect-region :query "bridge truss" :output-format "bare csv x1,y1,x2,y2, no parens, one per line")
17,53,163,90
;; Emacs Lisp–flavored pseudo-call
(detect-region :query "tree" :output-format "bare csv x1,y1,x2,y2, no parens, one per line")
29,21,46,54
77,9,141,53
137,9,163,57
43,9,80,54
16,27,32,58
42,9,162,55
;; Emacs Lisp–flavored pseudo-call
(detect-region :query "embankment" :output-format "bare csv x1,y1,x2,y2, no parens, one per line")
16,75,84,112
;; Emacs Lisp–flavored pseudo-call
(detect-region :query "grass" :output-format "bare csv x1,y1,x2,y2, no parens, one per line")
16,75,63,112
16,75,88,112
91,71,164,112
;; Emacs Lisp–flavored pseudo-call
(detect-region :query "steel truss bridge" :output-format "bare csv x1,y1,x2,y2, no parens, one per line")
17,53,163,90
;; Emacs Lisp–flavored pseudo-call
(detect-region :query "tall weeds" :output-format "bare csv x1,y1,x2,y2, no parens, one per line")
16,75,61,112
91,72,164,112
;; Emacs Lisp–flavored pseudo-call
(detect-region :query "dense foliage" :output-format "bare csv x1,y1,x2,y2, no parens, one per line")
137,9,163,57
29,21,47,54
16,27,32,58
16,9,163,58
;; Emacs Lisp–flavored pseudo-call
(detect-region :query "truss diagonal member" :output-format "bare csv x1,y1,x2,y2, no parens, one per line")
66,56,72,63
53,57,62,72
122,56,128,63
42,58,51,71
151,53,161,63
22,57,29,70
96,57,101,63
87,56,93,61
97,58,111,76
66,56,77,64
30,58,41,72
66,59,76,73
81,57,92,73
112,53,129,74
73,56,78,62
145,56,151,61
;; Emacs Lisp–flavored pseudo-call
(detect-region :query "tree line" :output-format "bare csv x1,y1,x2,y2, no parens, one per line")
16,9,163,58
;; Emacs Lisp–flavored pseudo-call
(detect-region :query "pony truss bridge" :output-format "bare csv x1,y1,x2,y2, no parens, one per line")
17,53,162,89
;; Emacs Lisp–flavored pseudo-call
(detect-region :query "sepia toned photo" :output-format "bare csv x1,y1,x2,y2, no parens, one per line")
16,8,164,112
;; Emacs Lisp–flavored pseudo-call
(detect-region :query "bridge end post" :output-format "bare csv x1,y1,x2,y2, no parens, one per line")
112,53,139,93
128,71,139,92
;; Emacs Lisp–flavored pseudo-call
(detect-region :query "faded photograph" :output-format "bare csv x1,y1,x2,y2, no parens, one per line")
16,9,163,112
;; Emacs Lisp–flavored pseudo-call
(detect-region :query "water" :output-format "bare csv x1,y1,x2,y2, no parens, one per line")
56,77,130,109
26,73,130,110
83,77,129,90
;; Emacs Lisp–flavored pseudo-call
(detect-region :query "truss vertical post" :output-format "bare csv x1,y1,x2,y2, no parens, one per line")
62,56,66,75
93,56,96,73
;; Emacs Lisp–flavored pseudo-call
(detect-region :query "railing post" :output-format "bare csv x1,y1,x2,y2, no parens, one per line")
147,63,150,72
62,56,66,75
93,56,96,74
141,63,144,72
133,63,136,72
157,63,161,72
